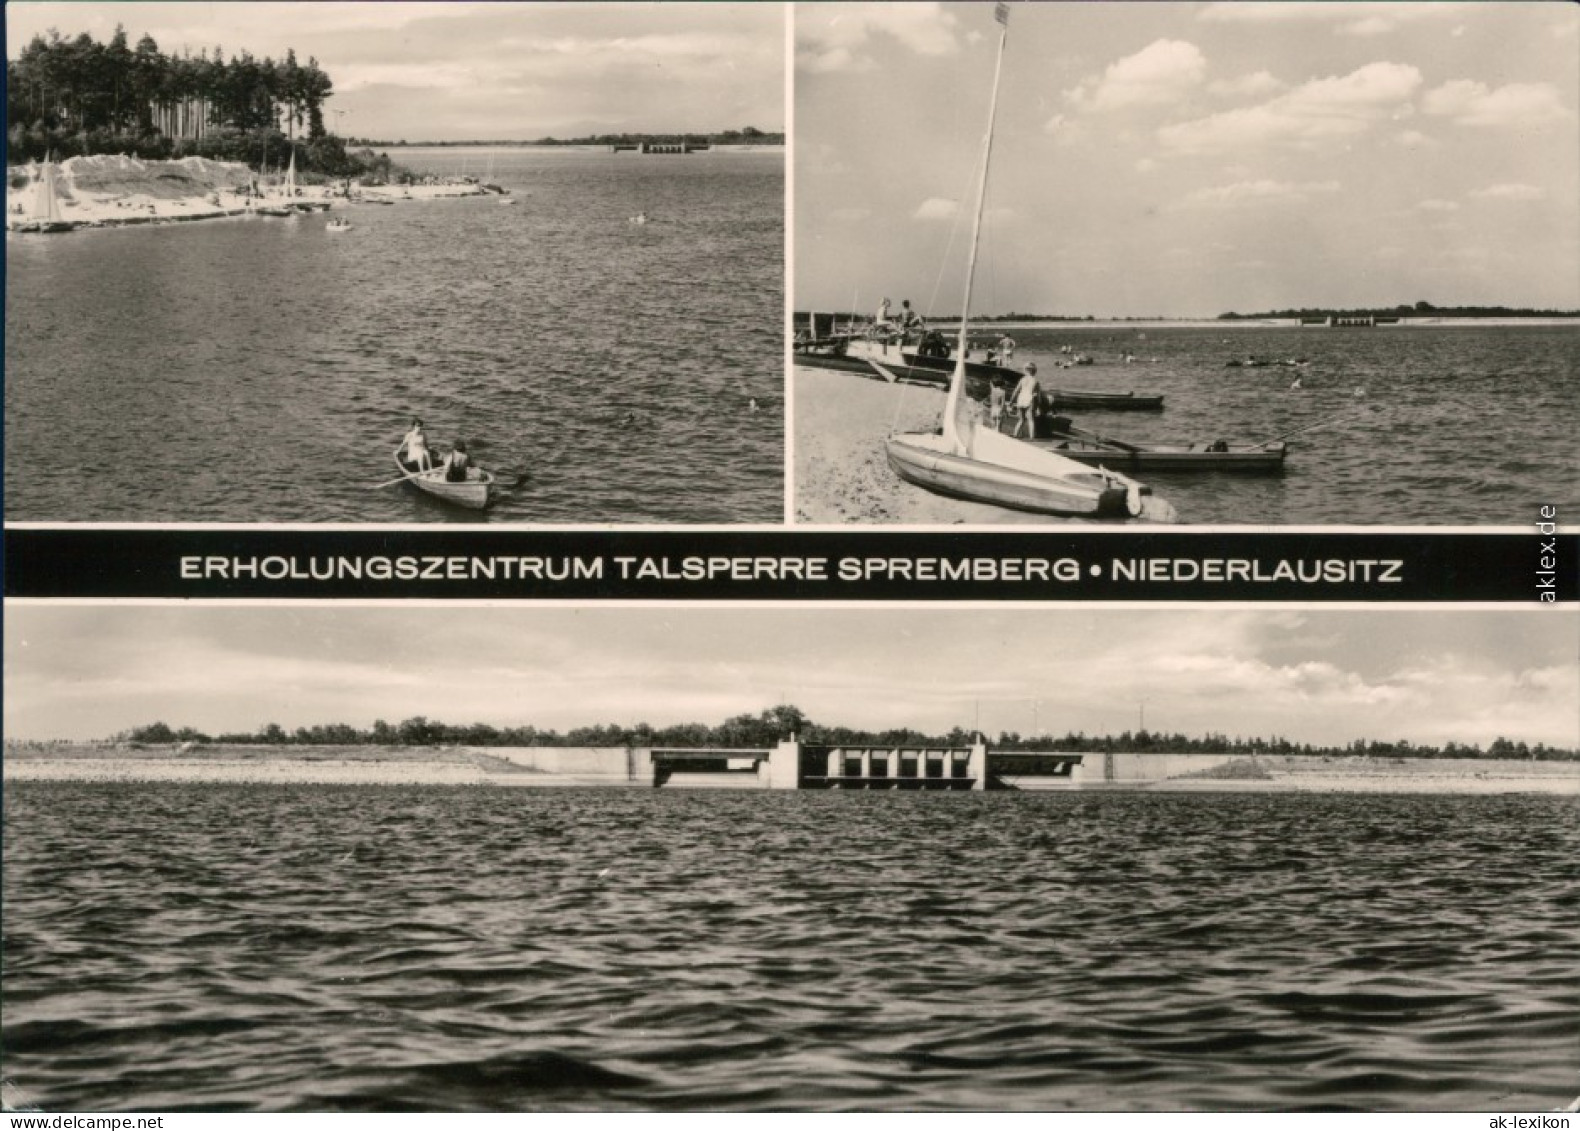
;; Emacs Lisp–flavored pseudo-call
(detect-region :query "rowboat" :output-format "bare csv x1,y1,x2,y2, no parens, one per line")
796,339,1166,411
897,350,1165,410
326,217,352,233
1026,419,1288,472
392,447,495,510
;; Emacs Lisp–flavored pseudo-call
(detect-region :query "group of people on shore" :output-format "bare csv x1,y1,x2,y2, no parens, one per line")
400,418,474,482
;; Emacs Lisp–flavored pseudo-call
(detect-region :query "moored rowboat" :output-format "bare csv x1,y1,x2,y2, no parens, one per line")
1025,419,1288,472
897,350,1165,410
393,447,495,510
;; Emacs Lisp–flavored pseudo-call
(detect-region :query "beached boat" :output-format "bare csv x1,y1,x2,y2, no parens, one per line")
392,447,495,510
1026,418,1288,472
897,350,1165,410
882,7,1169,521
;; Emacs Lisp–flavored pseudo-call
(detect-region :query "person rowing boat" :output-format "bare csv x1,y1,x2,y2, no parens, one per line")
400,418,433,472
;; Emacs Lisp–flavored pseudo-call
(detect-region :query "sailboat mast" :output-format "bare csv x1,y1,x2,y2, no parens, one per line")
943,3,1010,453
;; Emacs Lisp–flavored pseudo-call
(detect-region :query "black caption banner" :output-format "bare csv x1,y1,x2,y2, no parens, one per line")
4,528,1575,602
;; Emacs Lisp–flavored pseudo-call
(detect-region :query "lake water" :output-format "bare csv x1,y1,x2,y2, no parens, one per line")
808,324,1579,526
4,783,1576,1112
4,148,784,523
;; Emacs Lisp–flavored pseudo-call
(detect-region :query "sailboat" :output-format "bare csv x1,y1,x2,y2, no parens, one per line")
882,4,1171,521
13,158,72,233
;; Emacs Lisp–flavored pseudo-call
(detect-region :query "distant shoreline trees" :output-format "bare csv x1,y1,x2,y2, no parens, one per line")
353,127,785,149
97,706,1577,762
1218,302,1580,321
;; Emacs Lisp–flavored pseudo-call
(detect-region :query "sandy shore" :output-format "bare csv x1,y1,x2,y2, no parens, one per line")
7,154,486,232
793,365,1182,525
5,745,1575,794
1149,755,1579,795
793,365,1038,524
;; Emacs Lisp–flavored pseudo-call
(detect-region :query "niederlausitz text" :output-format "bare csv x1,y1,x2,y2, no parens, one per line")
1111,558,1403,584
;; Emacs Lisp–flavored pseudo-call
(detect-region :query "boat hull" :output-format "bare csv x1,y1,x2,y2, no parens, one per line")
813,344,1165,410
394,450,494,510
884,430,1140,518
1031,436,1288,472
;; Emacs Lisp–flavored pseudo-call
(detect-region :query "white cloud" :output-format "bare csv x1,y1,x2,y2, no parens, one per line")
1135,158,1158,174
1470,183,1545,202
1176,179,1342,208
796,2,959,74
1395,129,1438,150
1066,39,1207,112
1209,71,1283,99
1422,80,1573,128
1199,2,1461,37
1418,199,1460,212
914,197,959,221
1160,62,1422,153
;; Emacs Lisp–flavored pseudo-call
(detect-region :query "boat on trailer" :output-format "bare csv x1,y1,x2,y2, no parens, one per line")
881,6,1170,522
392,447,495,510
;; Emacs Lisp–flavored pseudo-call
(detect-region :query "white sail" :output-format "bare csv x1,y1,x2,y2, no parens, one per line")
34,160,63,224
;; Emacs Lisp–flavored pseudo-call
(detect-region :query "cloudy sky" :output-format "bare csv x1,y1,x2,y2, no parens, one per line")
796,2,1579,317
6,2,785,141
5,605,1575,749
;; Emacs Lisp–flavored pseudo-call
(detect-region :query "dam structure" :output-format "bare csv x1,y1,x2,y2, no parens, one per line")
491,740,1089,790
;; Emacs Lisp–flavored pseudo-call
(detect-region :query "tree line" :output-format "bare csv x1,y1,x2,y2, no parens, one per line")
1218,302,1580,321
109,705,1577,762
365,127,785,148
7,25,337,168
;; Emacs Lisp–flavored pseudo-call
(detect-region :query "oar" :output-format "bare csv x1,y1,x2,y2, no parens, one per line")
370,470,425,489
1253,409,1369,449
866,357,901,383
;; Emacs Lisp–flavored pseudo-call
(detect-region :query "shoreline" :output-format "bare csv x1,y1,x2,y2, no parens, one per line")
798,316,1580,331
7,154,488,235
6,745,1575,795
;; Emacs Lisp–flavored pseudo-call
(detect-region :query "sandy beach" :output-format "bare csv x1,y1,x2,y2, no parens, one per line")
794,364,1078,524
793,364,1186,525
5,744,1574,794
6,154,487,232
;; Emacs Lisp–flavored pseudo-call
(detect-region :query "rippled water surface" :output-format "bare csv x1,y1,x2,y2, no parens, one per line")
810,324,1580,525
5,149,784,522
5,784,1576,1112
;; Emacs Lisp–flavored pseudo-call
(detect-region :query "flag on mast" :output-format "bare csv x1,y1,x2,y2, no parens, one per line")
995,2,1009,25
